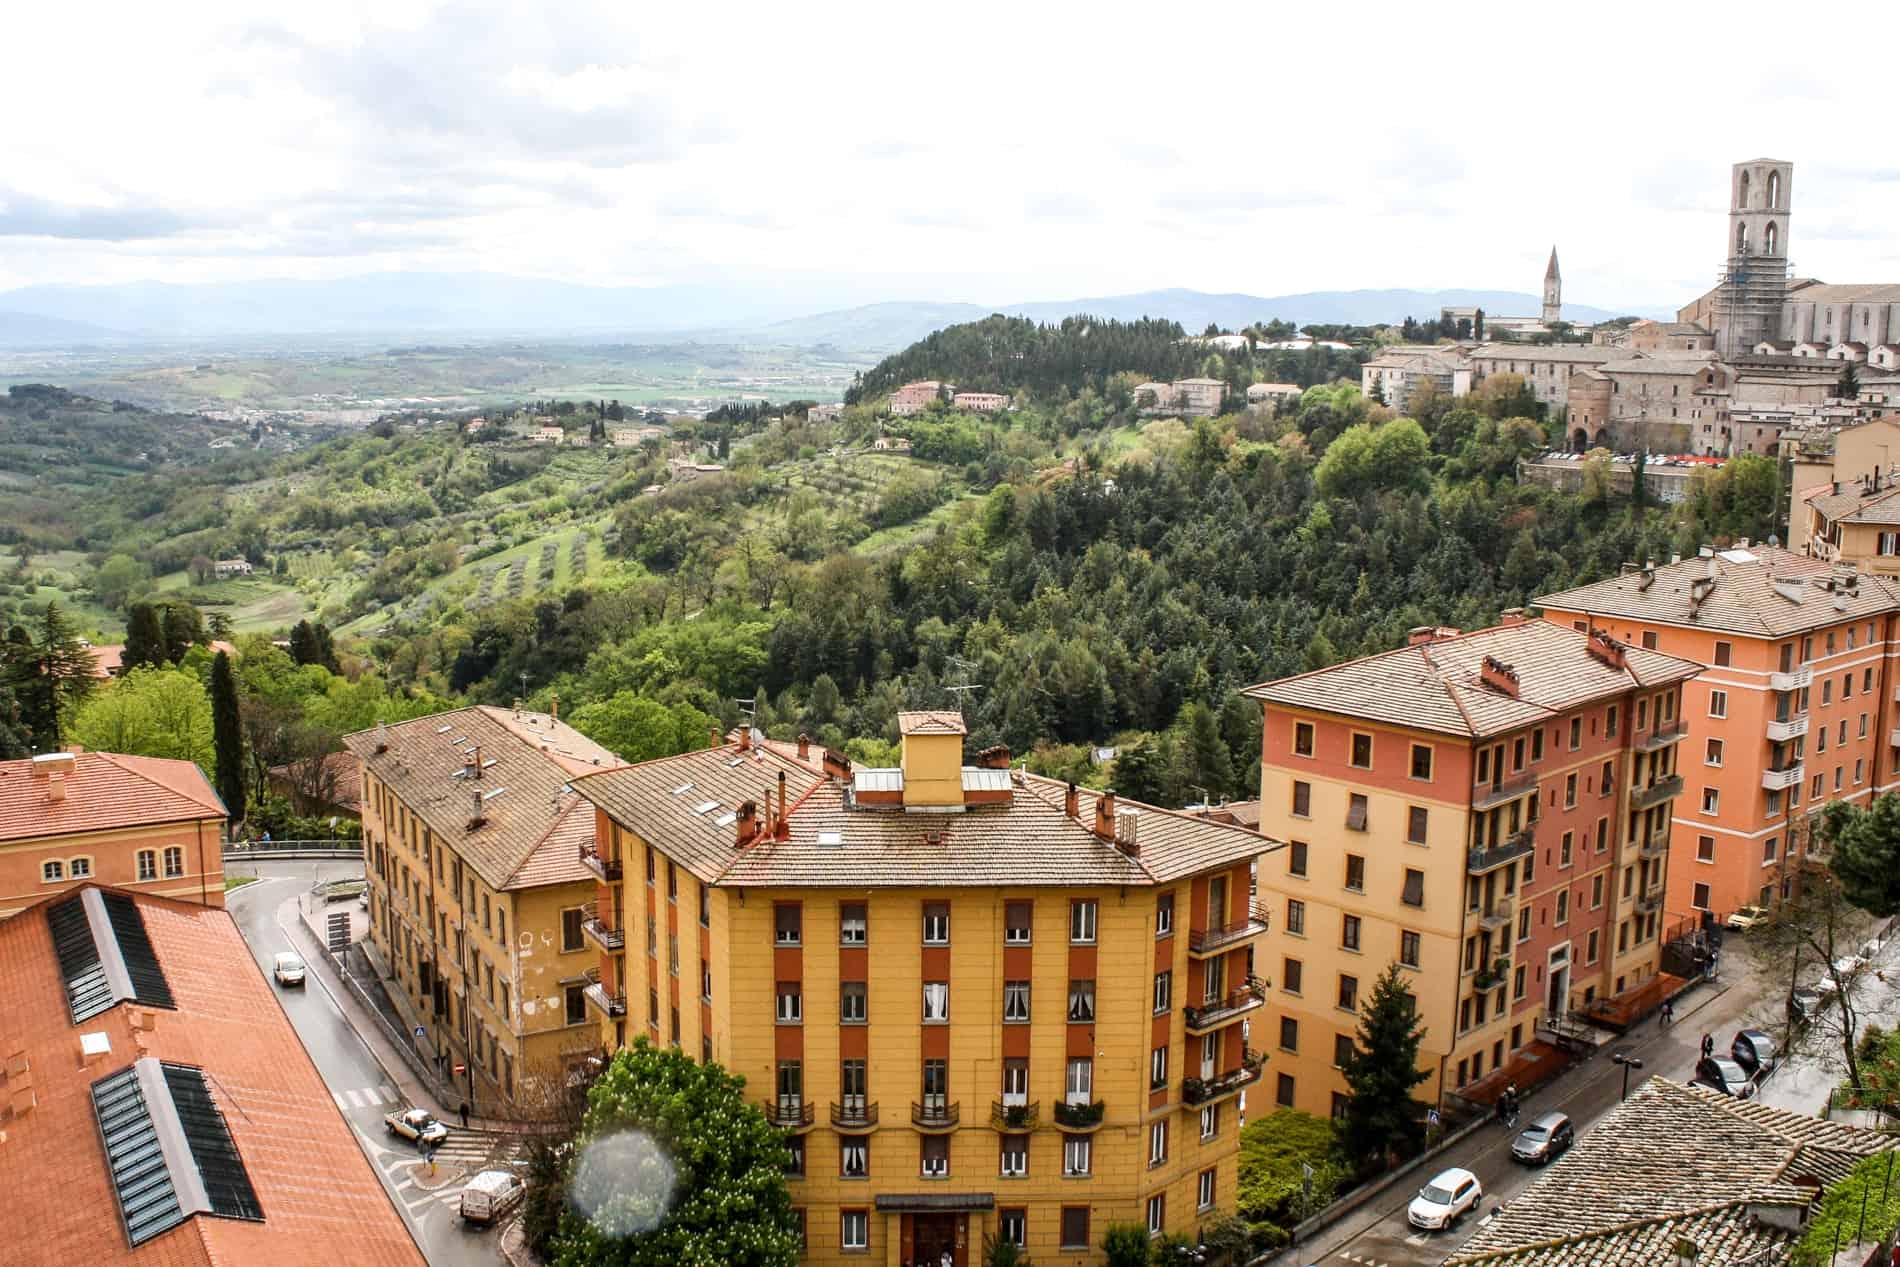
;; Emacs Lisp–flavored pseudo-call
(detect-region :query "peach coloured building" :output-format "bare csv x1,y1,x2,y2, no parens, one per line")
890,381,952,416
0,749,228,919
1539,547,1900,923
1245,619,1699,1114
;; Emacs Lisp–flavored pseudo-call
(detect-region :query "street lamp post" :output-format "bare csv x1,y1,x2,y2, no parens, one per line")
1612,1051,1644,1101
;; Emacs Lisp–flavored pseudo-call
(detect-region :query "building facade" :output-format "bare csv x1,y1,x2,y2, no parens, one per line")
1538,547,1900,922
347,706,627,1116
0,749,228,918
570,716,1274,1265
890,382,952,416
1245,620,1699,1113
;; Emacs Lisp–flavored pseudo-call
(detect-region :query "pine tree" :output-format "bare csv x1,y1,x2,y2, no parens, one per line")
22,603,96,750
123,602,169,669
1838,361,1862,402
313,622,340,674
288,619,319,667
1337,963,1431,1169
160,600,203,664
210,651,245,822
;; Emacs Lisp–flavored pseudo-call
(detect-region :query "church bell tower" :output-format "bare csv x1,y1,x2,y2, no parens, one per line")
1712,158,1793,357
1542,247,1562,325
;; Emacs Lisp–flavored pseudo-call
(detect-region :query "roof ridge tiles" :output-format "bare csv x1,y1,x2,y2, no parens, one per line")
92,750,225,815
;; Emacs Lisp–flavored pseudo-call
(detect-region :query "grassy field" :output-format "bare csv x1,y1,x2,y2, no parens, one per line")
336,518,610,636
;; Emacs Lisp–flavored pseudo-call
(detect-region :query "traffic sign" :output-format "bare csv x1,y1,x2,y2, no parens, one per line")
453,1063,466,1076
414,1025,425,1039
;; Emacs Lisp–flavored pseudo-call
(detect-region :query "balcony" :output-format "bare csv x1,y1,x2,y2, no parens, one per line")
577,843,622,882
1635,891,1664,916
1472,771,1539,812
1184,978,1268,1033
989,1100,1039,1132
1890,726,1900,749
911,1101,960,1132
1477,900,1514,932
1472,957,1510,991
580,903,625,952
1769,666,1812,692
582,971,626,1018
830,1101,880,1133
1766,714,1809,742
1182,1052,1264,1106
1762,763,1804,791
1638,723,1689,751
1053,1099,1105,1132
1189,906,1271,957
762,1098,816,1131
1629,774,1684,811
1639,831,1669,860
1467,828,1535,875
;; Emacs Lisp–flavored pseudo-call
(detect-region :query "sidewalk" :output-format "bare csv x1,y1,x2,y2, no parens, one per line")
277,895,524,1134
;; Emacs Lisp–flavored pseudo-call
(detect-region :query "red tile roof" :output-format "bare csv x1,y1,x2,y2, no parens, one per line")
0,885,425,1266
0,751,227,844
897,710,967,736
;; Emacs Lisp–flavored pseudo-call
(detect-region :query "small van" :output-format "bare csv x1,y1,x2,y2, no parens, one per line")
459,1169,526,1225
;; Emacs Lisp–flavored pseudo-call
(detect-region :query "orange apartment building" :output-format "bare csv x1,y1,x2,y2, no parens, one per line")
569,714,1275,1266
0,748,228,918
1539,546,1900,922
1244,619,1700,1112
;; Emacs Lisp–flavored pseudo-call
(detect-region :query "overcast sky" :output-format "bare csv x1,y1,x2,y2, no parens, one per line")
4,1,1897,313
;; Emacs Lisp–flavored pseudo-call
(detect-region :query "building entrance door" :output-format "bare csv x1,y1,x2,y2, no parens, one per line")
912,1213,967,1266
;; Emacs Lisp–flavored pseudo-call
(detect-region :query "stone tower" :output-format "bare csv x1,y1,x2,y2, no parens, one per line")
1542,247,1562,325
1712,158,1793,358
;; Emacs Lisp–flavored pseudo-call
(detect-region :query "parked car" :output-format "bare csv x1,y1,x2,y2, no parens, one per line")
1731,1029,1779,1078
1408,1167,1483,1230
1691,1056,1757,1099
459,1169,526,1224
272,951,306,987
1790,985,1830,1026
1832,949,1869,981
384,1107,451,1144
1511,1111,1575,1165
1726,905,1769,931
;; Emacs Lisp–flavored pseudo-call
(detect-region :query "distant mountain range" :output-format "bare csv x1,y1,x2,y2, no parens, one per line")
0,272,1668,350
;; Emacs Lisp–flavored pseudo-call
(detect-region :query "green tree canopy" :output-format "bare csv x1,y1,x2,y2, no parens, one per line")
1819,794,1900,916
567,691,717,764
70,667,214,770
123,602,169,670
1237,1109,1345,1225
1314,419,1431,499
211,651,245,821
1337,963,1431,1168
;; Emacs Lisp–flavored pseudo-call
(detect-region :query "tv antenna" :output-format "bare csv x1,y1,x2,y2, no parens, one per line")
944,656,983,717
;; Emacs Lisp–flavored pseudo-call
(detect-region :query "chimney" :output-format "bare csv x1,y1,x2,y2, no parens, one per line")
1407,626,1436,646
47,772,65,803
777,771,789,840
1064,781,1079,818
710,725,723,750
735,800,758,846
470,745,483,780
470,788,485,821
977,744,1012,769
1586,630,1628,670
822,749,851,780
1479,655,1521,697
797,733,810,761
738,726,751,752
550,692,559,721
1499,607,1527,626
375,721,390,754
1093,789,1118,842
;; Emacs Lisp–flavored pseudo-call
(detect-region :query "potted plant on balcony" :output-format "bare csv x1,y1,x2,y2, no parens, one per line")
1003,1102,1029,1128
1474,957,1509,991
1182,1076,1207,1103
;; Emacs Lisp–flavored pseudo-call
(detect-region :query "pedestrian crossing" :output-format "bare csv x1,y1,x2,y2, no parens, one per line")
333,1084,401,1110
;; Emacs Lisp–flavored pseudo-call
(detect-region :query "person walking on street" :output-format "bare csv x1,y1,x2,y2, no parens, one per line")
1660,999,1674,1027
459,1101,470,1129
1701,1032,1714,1059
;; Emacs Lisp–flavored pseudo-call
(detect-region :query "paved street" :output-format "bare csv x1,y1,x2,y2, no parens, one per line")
1305,924,1898,1267
225,861,522,1267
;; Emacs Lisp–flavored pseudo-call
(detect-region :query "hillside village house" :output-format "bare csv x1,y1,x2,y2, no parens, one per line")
1538,547,1900,922
0,748,229,918
890,381,951,416
1135,378,1227,417
347,706,627,1115
530,425,565,445
568,715,1275,1264
1246,620,1699,1113
212,558,253,578
1245,383,1302,408
950,391,1011,413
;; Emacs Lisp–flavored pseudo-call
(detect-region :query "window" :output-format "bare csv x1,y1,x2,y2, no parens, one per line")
1293,721,1315,756
921,1133,949,1177
999,1208,1026,1247
1411,743,1433,780
1400,930,1421,968
1565,772,1578,808
1002,1059,1028,1104
1061,1206,1090,1250
1569,717,1583,749
841,1141,869,1179
1004,900,1031,944
1764,836,1778,863
1600,759,1615,796
1065,1057,1093,1103
1004,980,1030,1022
1692,882,1711,910
1200,1103,1220,1139
162,847,184,878
840,981,866,1023
774,904,801,946
1288,840,1308,877
1070,899,1097,944
1532,728,1544,761
1153,971,1172,1014
1279,1016,1299,1052
1695,834,1715,862
776,983,802,1024
68,856,91,878
666,862,677,901
1149,1119,1169,1167
842,1209,868,1248
1701,788,1719,815
560,907,584,953
784,1136,805,1177
1063,1135,1092,1177
1276,1073,1296,1107
1556,891,1569,925
136,849,156,881
1155,893,1174,937
1283,957,1303,994
1559,831,1573,867
1341,914,1361,951
645,846,655,884
1350,732,1373,768
1344,854,1365,891
840,903,867,945
1514,964,1527,1000
1199,1167,1218,1210
1333,1033,1355,1068
1347,794,1368,830
701,960,712,1002
1000,1134,1027,1177
1067,979,1095,1023
1407,806,1429,845
1592,875,1605,908
41,859,63,883
1714,640,1732,667
1286,898,1305,935
923,981,949,1022
1401,868,1424,907
1337,974,1358,1011
1641,631,1659,651
923,903,950,944
1151,1045,1168,1089
1706,738,1724,766
564,984,586,1025
1292,781,1311,817
1148,1193,1166,1235
1606,704,1620,738
1586,929,1600,965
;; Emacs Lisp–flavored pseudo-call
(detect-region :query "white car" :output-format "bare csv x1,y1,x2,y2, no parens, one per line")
272,951,306,987
1409,1166,1482,1230
1725,905,1769,931
459,1169,526,1224
384,1107,451,1145
1832,950,1869,982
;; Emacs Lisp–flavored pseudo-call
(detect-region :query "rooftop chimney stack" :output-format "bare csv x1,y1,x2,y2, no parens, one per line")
1093,789,1118,842
777,771,790,839
797,733,810,761
470,745,483,780
550,692,558,721
738,726,751,752
822,749,851,780
710,725,723,749
47,772,65,803
1064,781,1079,818
736,800,758,846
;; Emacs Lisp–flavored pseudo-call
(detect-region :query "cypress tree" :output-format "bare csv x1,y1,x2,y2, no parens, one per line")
210,651,245,822
288,619,318,666
123,602,169,669
1337,963,1432,1170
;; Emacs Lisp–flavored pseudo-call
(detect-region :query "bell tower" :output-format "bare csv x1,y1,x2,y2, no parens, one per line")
1712,158,1793,357
1541,247,1562,325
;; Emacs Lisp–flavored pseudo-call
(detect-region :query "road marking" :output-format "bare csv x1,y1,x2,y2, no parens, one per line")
379,1085,399,1104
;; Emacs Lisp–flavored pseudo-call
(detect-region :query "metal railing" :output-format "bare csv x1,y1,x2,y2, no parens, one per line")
763,1098,815,1129
1182,1052,1264,1106
1629,774,1684,810
910,1101,960,1129
1637,722,1688,751
1184,978,1267,1032
1189,906,1271,956
578,843,622,882
1053,1099,1104,1129
1467,829,1535,874
1472,771,1538,811
581,903,625,951
830,1101,879,1130
990,1100,1039,1130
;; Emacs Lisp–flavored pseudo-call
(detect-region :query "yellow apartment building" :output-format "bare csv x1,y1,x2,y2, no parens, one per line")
1244,619,1700,1114
570,714,1276,1266
346,705,627,1116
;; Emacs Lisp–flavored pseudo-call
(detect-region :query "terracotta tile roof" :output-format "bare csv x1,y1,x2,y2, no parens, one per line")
1019,777,1276,884
897,710,967,736
1537,546,1900,638
1449,1078,1896,1267
86,640,238,679
343,706,624,893
0,751,227,844
1241,621,1701,739
0,885,425,1266
1809,483,1900,526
